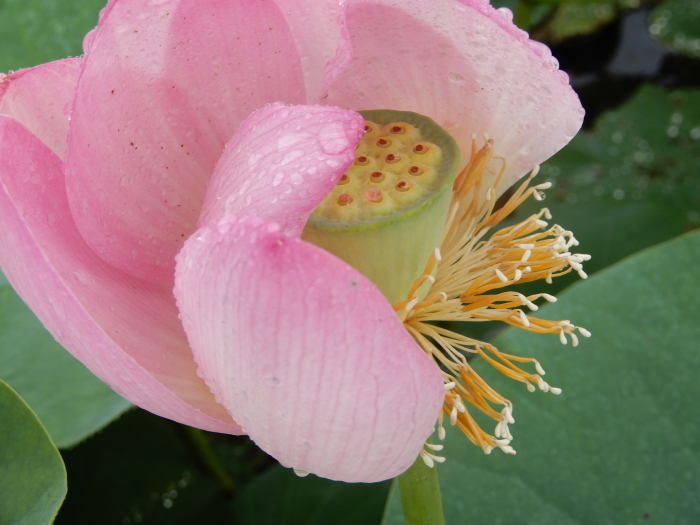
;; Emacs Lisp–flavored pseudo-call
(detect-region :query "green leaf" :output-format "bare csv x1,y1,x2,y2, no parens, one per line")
535,3,617,42
57,408,390,525
384,231,700,524
56,410,239,525
0,378,67,525
0,0,105,72
649,0,700,59
234,465,391,525
0,277,131,448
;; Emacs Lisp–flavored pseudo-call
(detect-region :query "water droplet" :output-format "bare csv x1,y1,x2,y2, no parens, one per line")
497,6,513,19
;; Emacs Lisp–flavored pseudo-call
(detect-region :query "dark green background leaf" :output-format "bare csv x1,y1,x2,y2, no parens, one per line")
384,230,700,524
0,274,131,448
0,378,67,525
650,0,700,58
235,466,390,525
56,410,237,525
57,408,391,525
0,0,104,72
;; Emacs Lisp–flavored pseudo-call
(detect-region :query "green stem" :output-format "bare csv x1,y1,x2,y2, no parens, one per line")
513,0,535,31
397,455,445,525
182,426,237,495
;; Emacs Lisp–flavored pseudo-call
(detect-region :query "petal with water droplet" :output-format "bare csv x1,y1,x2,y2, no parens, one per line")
321,0,584,196
174,214,443,482
66,0,308,285
198,103,364,237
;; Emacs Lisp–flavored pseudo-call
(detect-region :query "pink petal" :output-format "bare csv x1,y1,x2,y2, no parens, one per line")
0,116,240,434
322,0,584,194
0,59,82,161
66,0,307,285
272,0,349,100
199,103,364,237
175,215,444,482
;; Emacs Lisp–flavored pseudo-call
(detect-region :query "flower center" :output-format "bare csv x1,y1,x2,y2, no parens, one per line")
309,119,445,222
302,110,460,304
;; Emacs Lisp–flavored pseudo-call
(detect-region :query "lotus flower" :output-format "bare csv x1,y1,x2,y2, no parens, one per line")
0,0,586,482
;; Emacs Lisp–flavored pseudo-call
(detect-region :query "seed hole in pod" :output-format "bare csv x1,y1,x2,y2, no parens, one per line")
409,166,424,176
391,125,405,134
364,124,373,133
354,156,369,166
365,187,383,203
337,194,353,206
377,138,391,148
413,144,427,154
396,181,411,192
385,154,401,164
337,174,349,185
370,171,385,183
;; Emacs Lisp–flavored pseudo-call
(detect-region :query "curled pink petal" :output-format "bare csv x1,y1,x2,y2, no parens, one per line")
66,0,307,285
273,0,348,101
175,215,444,482
199,103,364,237
0,116,240,434
323,0,584,194
0,59,82,161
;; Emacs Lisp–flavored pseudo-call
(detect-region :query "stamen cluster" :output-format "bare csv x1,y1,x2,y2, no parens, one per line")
395,136,591,462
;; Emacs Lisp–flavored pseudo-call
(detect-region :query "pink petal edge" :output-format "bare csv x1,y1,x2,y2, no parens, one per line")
0,116,240,434
199,103,364,237
0,59,83,161
175,214,444,482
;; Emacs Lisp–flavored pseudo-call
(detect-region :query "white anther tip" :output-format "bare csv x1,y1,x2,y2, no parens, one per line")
433,248,442,262
526,382,536,393
293,469,310,478
405,298,418,312
559,331,568,345
444,382,456,390
438,427,446,440
420,453,435,468
579,328,592,338
534,362,546,376
550,387,562,395
495,269,508,283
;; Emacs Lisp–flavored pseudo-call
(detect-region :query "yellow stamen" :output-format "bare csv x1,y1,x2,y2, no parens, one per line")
394,136,590,457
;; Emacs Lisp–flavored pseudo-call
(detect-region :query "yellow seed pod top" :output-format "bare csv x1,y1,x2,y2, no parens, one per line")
307,110,459,232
